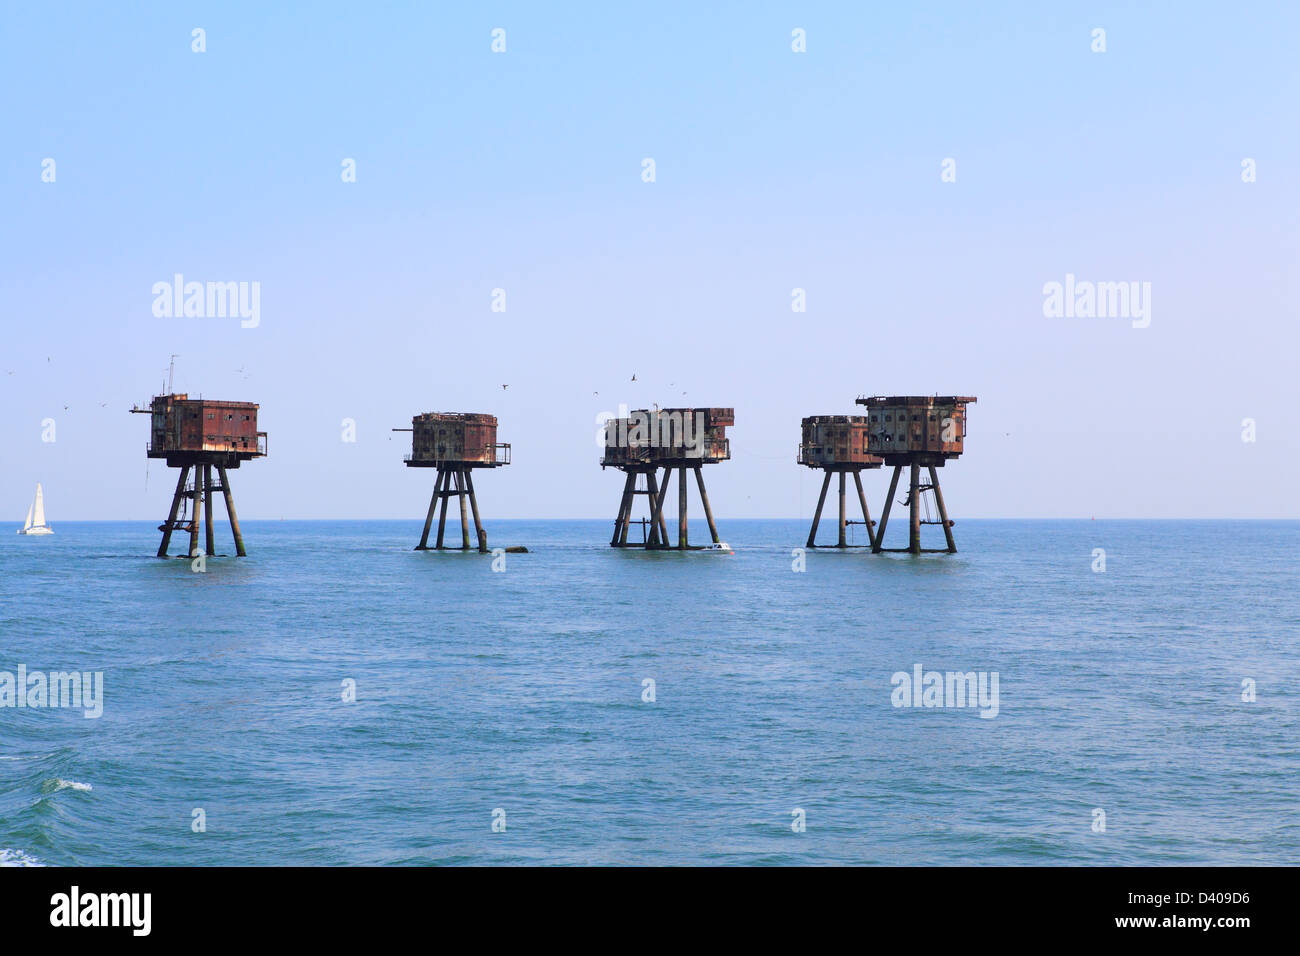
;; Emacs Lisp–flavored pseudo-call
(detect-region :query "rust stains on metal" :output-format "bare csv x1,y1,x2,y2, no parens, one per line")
401,411,510,468
851,395,978,555
602,406,734,550
394,411,510,553
130,393,266,468
854,395,976,463
797,415,883,550
129,392,265,558
601,407,733,469
798,415,884,470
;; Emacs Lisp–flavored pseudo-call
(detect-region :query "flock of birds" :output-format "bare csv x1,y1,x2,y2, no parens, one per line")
500,372,688,400
16,367,1010,444
9,358,692,419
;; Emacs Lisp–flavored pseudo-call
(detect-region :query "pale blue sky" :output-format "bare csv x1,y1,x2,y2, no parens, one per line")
2,1,1297,520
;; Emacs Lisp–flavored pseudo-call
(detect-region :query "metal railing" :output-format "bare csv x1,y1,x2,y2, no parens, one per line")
145,432,267,456
403,443,510,465
601,438,730,465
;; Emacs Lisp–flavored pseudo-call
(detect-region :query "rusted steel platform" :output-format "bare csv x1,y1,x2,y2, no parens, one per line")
601,407,732,549
855,395,976,554
395,412,510,553
797,415,884,549
129,393,266,557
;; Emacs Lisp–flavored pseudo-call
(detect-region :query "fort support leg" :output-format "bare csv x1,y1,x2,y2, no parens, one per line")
203,465,215,556
677,465,688,550
873,465,902,554
908,463,921,555
929,466,957,553
853,471,876,550
435,469,451,549
645,470,662,548
654,469,671,546
807,471,830,548
612,472,635,546
693,465,720,544
417,468,442,550
188,466,204,559
218,466,246,557
641,471,657,547
457,470,471,550
646,469,668,549
464,470,487,553
158,465,190,558
625,474,644,546
837,471,847,548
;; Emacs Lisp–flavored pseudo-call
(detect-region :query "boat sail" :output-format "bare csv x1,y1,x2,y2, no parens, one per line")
17,483,53,535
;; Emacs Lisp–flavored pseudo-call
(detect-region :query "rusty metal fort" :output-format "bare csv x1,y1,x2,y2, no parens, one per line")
130,393,266,557
393,412,510,553
798,396,977,554
131,391,975,557
601,407,733,550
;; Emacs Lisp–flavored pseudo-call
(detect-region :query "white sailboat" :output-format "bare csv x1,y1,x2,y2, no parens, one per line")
17,483,53,535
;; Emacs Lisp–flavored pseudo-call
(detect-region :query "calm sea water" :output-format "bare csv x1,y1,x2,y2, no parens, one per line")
1,519,1296,866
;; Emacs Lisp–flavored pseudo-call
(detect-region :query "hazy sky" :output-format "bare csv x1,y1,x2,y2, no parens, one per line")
3,1,1297,521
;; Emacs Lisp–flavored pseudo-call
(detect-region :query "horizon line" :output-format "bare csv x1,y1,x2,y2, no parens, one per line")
19,517,1300,524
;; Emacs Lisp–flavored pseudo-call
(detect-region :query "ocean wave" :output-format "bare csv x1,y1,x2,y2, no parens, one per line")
0,848,45,867
44,779,93,793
